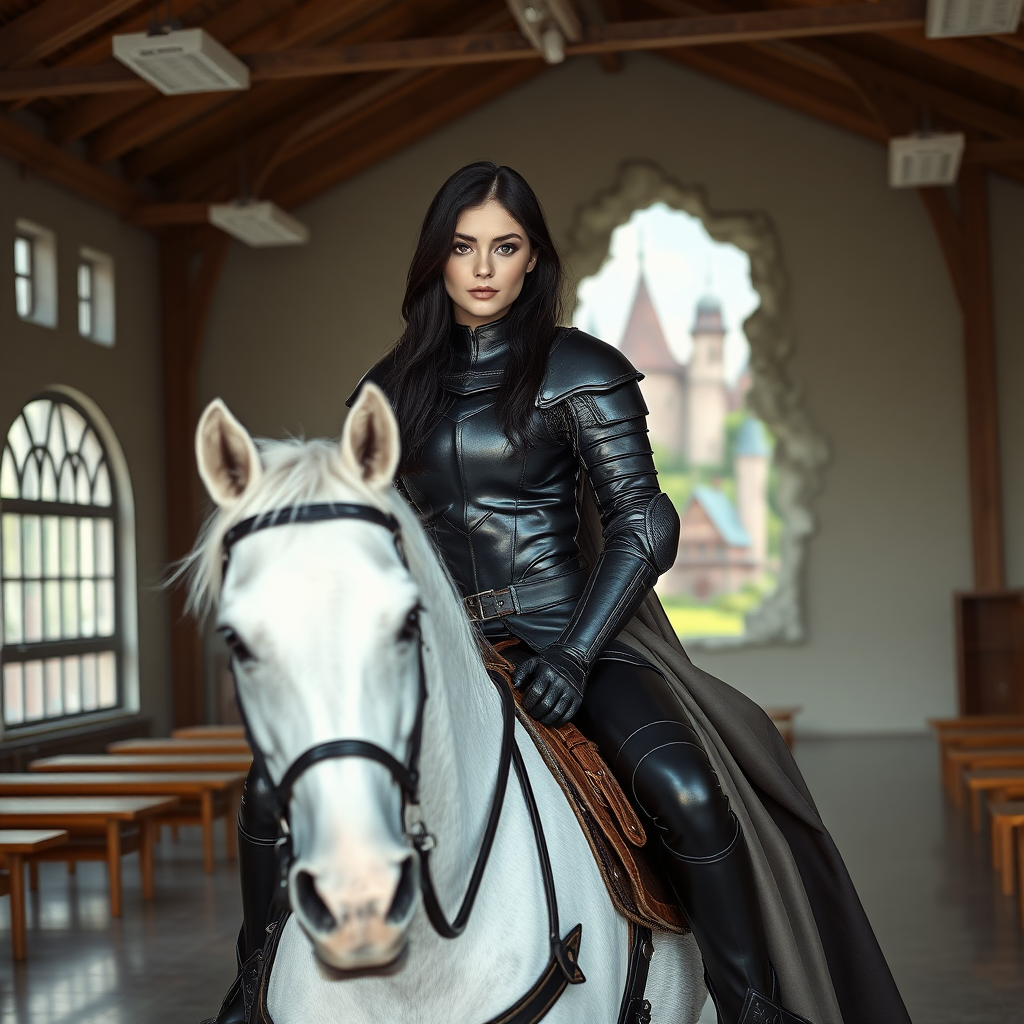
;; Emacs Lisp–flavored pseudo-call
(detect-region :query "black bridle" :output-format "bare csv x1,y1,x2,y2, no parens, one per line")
221,502,517,944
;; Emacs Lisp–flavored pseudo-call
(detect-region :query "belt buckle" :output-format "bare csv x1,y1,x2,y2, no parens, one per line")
465,587,512,621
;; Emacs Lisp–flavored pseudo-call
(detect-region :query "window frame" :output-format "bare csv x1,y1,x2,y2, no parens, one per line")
1,393,123,729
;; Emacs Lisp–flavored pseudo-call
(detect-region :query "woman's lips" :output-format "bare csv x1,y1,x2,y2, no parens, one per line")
469,288,497,299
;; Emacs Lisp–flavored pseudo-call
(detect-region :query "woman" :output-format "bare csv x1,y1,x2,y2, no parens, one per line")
208,163,910,1024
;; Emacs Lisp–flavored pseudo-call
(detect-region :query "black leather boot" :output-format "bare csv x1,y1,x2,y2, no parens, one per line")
201,764,281,1024
661,822,775,1024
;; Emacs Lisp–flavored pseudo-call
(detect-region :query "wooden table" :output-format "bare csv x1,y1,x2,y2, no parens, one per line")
962,768,1024,832
945,748,1024,808
31,753,253,774
0,830,68,961
0,772,246,874
173,725,246,740
108,738,251,756
0,796,177,917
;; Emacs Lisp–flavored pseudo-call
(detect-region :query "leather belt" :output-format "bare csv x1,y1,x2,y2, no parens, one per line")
464,568,587,622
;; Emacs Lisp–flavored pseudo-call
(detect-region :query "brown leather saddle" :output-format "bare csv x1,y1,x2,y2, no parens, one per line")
486,642,688,936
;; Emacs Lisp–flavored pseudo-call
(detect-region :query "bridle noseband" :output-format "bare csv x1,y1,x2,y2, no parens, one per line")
221,501,516,948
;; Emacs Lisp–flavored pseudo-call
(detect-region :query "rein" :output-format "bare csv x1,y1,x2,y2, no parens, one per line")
221,501,584,997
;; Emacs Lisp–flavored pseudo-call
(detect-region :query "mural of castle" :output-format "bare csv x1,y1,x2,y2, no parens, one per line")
618,272,771,600
619,270,749,465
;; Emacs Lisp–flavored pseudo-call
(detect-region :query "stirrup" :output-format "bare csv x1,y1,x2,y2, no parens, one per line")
201,929,261,1024
738,988,814,1024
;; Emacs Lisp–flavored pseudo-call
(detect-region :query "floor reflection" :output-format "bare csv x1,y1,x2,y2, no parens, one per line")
0,738,1021,1022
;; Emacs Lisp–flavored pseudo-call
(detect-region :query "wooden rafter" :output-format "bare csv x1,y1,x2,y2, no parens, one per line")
0,114,140,213
46,0,390,145
0,0,142,70
0,0,930,101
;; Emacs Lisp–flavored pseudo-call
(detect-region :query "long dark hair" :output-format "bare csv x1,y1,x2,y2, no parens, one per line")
384,162,564,465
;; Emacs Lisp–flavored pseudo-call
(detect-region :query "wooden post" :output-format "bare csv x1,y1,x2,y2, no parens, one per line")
160,228,231,727
959,166,1004,590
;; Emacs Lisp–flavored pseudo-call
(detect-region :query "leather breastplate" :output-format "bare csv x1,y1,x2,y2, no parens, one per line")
401,320,586,647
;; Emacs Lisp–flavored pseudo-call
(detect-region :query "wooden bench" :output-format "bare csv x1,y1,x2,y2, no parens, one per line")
108,737,251,756
936,729,1024,794
989,800,1024,927
0,796,177,917
31,753,253,774
0,830,68,961
929,715,1024,732
173,725,246,740
962,768,1024,832
0,772,246,874
943,748,1024,808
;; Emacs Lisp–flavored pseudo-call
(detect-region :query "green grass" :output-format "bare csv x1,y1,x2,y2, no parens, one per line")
660,600,745,638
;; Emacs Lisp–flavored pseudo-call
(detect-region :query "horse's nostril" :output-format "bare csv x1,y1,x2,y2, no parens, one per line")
295,870,336,933
386,855,417,924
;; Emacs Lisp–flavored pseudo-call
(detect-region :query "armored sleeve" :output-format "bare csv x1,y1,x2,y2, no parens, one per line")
554,380,679,670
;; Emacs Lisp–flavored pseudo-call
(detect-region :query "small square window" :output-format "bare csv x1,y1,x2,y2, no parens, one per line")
13,220,57,329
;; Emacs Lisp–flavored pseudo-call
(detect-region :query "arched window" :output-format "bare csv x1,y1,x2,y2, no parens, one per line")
1,394,122,727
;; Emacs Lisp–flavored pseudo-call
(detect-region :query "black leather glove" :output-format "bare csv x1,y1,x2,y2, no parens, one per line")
513,643,588,726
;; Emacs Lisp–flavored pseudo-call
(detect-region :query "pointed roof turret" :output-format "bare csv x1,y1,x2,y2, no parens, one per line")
619,273,681,373
734,417,770,458
692,292,725,335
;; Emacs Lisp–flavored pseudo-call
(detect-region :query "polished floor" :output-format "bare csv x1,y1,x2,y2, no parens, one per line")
0,735,1022,1023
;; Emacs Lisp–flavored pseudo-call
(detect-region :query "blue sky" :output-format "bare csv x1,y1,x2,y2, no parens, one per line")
572,202,760,385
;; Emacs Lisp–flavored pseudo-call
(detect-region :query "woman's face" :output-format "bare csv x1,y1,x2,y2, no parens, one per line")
443,200,537,329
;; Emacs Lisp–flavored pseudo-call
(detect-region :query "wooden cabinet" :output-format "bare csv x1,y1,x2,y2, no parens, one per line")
955,590,1024,715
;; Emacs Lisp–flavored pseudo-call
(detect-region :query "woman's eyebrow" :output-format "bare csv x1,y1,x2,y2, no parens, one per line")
452,232,524,243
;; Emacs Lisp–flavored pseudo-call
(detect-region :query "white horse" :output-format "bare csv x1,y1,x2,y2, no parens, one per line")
188,384,706,1024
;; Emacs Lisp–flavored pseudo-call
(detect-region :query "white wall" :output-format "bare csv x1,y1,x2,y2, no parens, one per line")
0,159,171,735
202,53,1024,734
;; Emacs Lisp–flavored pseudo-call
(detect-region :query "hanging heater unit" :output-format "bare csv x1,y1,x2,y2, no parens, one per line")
889,132,965,188
113,28,249,95
208,201,310,247
926,0,1023,36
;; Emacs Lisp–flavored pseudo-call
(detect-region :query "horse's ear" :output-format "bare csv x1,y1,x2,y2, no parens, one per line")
196,399,263,507
340,382,401,490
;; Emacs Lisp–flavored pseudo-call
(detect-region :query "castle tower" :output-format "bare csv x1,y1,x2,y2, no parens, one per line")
734,417,770,567
619,272,688,457
687,293,727,466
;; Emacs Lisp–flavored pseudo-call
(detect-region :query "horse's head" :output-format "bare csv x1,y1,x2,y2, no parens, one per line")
194,385,422,973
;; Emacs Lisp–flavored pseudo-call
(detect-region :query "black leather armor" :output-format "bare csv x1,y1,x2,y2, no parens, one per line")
355,318,680,673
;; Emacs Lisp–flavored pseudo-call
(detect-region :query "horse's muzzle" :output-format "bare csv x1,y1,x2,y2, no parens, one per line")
289,851,419,972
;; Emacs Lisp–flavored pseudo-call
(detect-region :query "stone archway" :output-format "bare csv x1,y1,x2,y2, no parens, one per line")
563,161,828,647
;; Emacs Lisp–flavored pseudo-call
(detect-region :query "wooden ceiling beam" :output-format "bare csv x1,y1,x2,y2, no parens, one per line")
811,41,1024,139
0,0,929,101
0,0,143,70
85,0,453,165
0,114,140,213
881,28,1024,93
46,0,385,145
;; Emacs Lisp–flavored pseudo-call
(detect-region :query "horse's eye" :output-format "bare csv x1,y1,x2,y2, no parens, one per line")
398,607,421,644
219,627,255,664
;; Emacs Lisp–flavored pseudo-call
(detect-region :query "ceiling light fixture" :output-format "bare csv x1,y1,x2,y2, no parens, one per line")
925,0,1023,37
888,131,965,188
208,200,310,247
507,0,583,64
113,27,249,95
